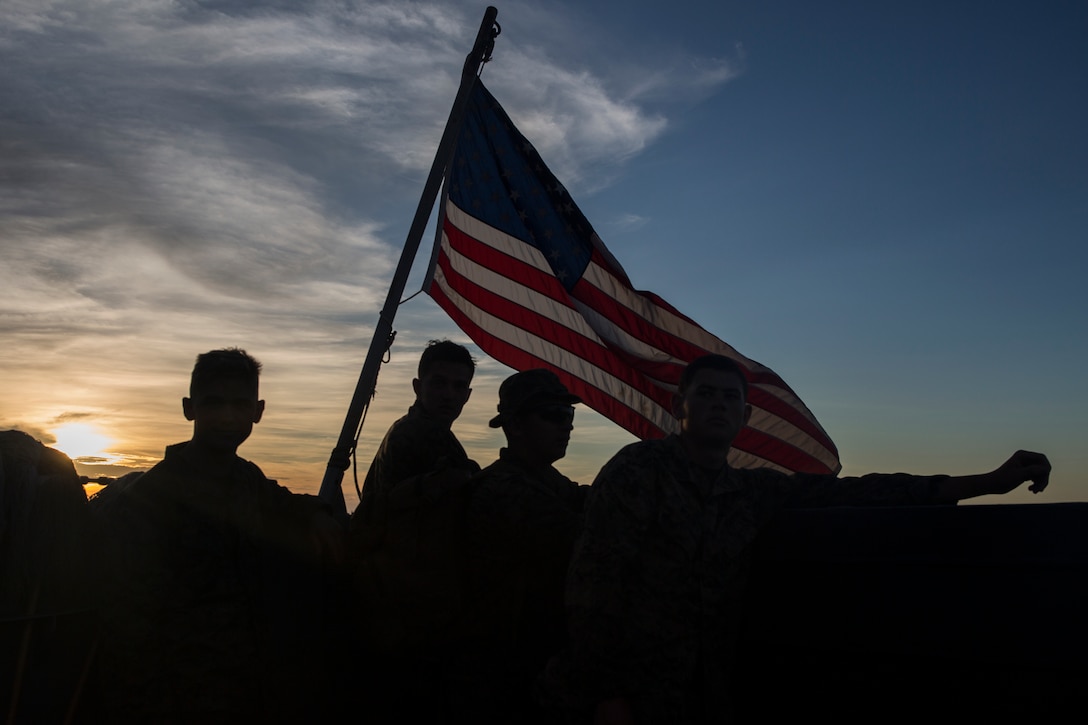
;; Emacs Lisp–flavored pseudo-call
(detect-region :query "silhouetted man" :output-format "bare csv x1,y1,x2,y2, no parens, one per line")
352,339,480,521
96,348,341,724
452,369,589,723
345,340,481,723
538,353,1051,725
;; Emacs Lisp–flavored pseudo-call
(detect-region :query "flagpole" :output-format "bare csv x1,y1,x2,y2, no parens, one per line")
317,7,500,520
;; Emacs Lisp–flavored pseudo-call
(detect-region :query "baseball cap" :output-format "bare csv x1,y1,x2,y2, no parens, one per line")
488,369,582,428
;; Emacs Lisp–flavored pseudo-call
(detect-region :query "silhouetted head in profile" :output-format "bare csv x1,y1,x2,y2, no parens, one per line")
413,339,475,427
182,348,265,464
489,368,582,468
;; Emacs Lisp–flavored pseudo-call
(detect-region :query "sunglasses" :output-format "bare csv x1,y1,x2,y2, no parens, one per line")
530,404,576,425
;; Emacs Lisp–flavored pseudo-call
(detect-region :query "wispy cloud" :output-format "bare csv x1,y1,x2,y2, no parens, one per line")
609,213,650,232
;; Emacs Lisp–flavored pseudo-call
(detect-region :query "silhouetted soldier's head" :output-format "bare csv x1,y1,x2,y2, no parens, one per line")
489,368,581,467
183,348,265,455
413,339,475,426
673,354,752,450
189,347,262,397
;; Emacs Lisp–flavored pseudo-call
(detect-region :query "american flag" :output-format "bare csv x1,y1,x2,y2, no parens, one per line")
426,81,840,475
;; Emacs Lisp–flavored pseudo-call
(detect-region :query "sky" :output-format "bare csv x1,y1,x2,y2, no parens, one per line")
2,0,1085,506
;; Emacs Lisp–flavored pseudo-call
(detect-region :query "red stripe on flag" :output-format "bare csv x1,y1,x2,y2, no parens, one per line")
437,228,676,414
429,266,663,439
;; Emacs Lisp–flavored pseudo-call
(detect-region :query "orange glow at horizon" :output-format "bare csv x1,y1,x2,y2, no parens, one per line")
51,422,117,462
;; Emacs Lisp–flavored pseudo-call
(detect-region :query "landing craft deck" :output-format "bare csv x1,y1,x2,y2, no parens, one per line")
738,502,1088,718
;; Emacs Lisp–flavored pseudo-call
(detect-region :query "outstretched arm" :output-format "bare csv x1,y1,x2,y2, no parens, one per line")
934,450,1051,503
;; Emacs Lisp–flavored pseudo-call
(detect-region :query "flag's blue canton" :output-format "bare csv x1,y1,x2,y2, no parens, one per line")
448,83,593,292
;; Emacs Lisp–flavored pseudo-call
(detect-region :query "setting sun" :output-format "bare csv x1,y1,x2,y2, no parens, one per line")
52,422,115,461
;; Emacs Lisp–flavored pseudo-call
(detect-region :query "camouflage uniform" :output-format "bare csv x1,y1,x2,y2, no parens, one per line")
538,434,949,725
453,449,588,720
345,404,480,724
354,403,479,520
97,442,330,724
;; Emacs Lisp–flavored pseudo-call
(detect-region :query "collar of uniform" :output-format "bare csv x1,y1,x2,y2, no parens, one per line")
662,434,743,495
